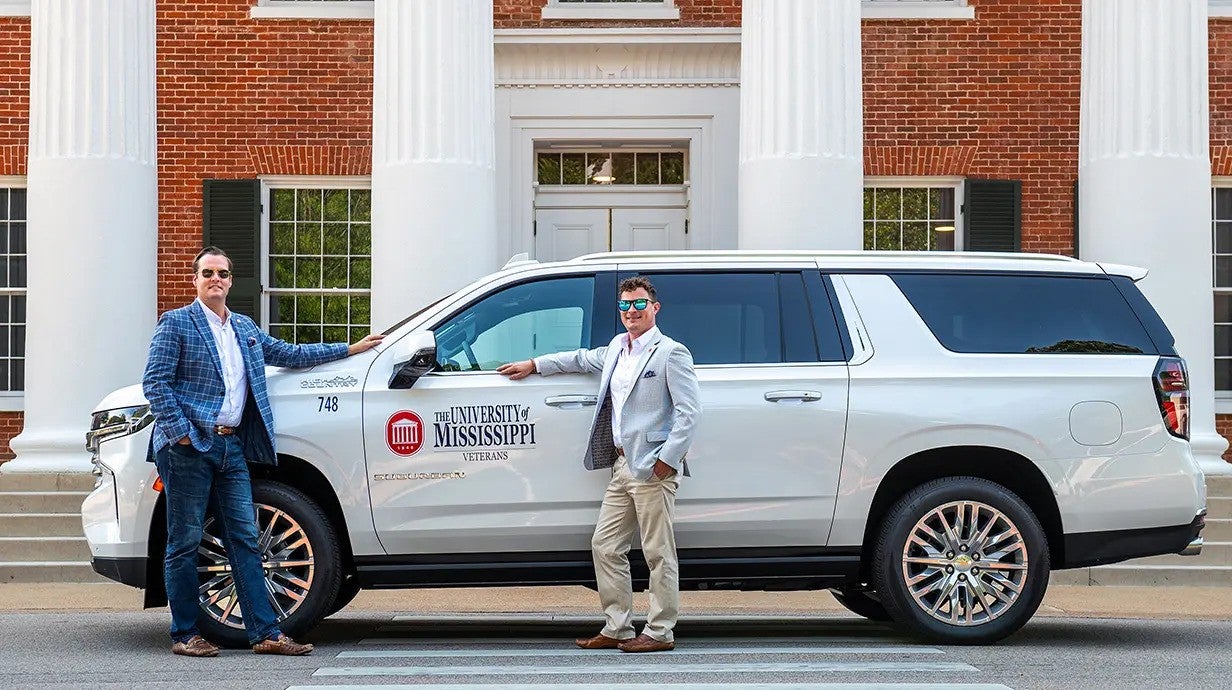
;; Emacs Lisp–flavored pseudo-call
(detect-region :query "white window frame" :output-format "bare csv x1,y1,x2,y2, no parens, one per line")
862,0,974,20
0,0,29,18
250,0,373,21
542,0,680,21
1213,178,1232,410
259,175,373,343
863,176,965,252
0,175,25,410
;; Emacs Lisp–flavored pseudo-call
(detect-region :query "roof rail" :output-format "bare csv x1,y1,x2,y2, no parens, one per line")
572,249,1084,263
502,253,539,270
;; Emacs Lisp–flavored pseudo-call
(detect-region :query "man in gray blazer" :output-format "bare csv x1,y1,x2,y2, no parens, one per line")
497,276,700,653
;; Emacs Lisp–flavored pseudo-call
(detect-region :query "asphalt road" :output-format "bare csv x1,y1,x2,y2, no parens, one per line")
0,611,1227,689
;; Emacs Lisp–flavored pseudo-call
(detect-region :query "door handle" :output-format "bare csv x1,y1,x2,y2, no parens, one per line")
545,394,599,408
764,390,822,403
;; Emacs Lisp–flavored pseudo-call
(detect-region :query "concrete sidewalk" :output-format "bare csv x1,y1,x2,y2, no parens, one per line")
1,583,1229,621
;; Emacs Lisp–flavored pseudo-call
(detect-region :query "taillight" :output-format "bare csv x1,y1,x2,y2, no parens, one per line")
1154,356,1190,440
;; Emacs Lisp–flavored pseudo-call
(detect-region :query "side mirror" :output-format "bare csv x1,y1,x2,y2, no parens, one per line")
389,331,437,390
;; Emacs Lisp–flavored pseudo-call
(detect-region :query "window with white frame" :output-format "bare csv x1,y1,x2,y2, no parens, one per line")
863,180,961,251
542,0,680,20
0,184,25,393
265,183,371,345
1214,184,1232,394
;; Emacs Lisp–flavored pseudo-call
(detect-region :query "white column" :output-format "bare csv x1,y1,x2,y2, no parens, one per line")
5,0,157,473
738,0,862,250
1079,0,1229,475
371,0,496,331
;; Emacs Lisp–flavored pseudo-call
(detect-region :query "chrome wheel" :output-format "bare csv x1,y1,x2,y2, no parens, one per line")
901,500,1027,627
197,504,316,630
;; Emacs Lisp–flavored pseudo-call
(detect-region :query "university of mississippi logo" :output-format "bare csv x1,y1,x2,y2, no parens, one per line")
386,410,425,457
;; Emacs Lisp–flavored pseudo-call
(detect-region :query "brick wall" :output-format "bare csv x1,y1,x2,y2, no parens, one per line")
1211,17,1232,461
0,15,25,463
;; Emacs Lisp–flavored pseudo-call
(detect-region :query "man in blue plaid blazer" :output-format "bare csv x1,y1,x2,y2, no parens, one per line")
142,247,382,657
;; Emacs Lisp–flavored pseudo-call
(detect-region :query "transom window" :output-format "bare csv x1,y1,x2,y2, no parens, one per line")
266,184,371,345
0,185,25,393
1213,185,1232,393
863,181,960,251
536,149,686,186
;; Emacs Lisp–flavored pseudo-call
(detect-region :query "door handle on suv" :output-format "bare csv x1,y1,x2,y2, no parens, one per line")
545,394,599,409
764,390,822,403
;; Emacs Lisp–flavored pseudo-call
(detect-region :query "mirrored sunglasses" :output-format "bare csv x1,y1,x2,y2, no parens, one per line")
617,298,654,312
198,268,232,279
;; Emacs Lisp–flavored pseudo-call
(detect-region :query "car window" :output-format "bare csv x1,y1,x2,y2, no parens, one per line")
633,272,798,365
433,275,596,371
892,273,1158,355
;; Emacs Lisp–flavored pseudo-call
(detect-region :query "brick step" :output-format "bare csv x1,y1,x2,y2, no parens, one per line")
0,513,84,538
0,562,110,584
1052,564,1232,587
0,537,91,562
0,492,90,514
1207,497,1232,519
1120,541,1232,567
0,472,94,493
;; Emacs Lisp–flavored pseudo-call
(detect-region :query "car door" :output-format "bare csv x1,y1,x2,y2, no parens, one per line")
622,267,851,548
363,270,618,555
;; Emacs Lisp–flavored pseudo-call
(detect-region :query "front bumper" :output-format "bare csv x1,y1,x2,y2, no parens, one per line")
1061,512,1206,569
91,556,147,588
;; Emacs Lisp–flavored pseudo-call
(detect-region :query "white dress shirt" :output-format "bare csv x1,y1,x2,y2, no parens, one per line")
198,299,249,427
610,326,658,449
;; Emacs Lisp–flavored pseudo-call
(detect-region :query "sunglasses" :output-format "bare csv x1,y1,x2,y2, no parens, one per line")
617,298,655,312
198,268,232,279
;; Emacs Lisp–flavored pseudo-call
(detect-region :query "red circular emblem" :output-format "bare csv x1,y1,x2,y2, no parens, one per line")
386,410,425,457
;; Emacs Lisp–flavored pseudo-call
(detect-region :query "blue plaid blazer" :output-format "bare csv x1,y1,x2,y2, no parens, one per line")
141,301,348,465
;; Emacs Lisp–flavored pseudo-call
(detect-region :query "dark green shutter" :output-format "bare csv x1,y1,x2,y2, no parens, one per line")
964,179,1022,252
203,179,262,323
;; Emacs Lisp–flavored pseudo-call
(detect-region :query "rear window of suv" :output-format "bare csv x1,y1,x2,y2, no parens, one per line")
891,273,1158,355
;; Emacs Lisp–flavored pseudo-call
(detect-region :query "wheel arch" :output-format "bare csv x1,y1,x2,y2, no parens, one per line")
857,445,1065,580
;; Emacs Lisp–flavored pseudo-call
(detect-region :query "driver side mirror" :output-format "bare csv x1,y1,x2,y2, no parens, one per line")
389,331,437,390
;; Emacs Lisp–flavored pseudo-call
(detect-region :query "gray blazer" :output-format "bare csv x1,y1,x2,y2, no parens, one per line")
534,328,701,482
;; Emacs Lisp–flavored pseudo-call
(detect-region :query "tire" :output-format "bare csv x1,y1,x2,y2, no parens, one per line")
195,481,343,648
830,587,893,622
872,476,1050,645
328,574,362,617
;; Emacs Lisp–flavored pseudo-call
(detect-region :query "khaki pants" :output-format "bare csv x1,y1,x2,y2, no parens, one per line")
592,454,680,643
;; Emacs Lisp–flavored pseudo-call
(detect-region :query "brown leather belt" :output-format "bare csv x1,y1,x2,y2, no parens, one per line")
214,425,237,436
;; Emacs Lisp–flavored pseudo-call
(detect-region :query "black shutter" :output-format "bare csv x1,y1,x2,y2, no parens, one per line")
203,179,262,323
964,179,1022,252
1072,180,1080,259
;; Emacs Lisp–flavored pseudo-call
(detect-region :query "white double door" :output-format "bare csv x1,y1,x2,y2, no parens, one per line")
535,207,687,261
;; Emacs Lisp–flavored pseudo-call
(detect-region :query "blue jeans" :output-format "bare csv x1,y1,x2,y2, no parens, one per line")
154,434,281,645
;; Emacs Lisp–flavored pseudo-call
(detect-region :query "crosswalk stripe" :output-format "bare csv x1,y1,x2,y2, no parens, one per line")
358,635,910,646
312,661,980,677
389,613,885,623
337,645,943,658
292,685,1014,690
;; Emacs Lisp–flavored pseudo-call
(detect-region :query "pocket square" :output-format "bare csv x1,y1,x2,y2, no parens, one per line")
642,370,657,379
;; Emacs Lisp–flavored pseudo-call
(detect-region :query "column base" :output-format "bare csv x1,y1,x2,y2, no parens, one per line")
4,428,93,473
1191,430,1232,477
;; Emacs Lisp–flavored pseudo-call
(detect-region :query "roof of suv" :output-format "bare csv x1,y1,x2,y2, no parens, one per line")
555,250,1145,280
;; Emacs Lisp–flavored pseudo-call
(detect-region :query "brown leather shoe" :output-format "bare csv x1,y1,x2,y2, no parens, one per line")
171,635,219,657
252,634,314,656
574,633,624,649
617,633,674,653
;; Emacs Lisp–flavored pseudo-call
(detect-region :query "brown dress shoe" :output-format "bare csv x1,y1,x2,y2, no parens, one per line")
171,635,220,657
252,634,314,656
574,633,624,649
617,633,674,653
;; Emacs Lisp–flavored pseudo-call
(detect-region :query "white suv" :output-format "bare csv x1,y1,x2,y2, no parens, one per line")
82,251,1207,645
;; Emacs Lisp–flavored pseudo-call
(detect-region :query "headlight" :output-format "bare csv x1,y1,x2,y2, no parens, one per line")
86,405,153,454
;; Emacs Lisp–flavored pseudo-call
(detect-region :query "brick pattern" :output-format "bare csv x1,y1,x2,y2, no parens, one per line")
0,412,22,463
248,145,371,177
0,16,29,174
865,146,981,177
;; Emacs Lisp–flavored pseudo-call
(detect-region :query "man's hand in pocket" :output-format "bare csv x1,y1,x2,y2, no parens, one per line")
653,460,676,480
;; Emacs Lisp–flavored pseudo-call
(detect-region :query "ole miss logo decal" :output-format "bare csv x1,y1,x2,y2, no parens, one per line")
386,410,425,457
